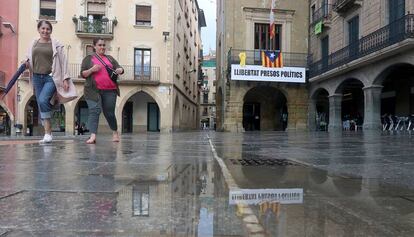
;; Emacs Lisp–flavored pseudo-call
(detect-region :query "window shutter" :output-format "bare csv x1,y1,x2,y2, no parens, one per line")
88,2,105,15
40,0,56,9
136,5,151,23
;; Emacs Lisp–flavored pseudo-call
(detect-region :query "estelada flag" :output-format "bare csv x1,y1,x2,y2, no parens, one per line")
261,50,283,68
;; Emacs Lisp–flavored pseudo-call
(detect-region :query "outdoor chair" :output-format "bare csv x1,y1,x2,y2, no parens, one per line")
343,120,350,130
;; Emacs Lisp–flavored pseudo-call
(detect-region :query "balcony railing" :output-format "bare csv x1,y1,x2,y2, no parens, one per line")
333,0,362,13
311,4,334,25
74,17,115,38
227,49,308,74
122,65,160,82
68,64,160,82
309,14,414,78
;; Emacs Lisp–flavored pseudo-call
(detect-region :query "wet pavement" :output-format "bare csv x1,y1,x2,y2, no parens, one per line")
210,131,414,237
0,131,414,236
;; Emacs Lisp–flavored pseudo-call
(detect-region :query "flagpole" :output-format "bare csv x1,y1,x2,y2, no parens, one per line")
270,0,276,40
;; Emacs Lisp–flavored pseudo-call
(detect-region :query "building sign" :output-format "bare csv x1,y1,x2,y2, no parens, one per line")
229,188,303,205
231,65,306,83
315,21,323,35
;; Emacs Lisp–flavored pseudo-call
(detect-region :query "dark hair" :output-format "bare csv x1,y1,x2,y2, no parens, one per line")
92,38,105,52
37,20,53,31
92,37,105,46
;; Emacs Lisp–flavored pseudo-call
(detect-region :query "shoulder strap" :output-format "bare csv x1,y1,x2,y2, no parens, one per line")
94,53,112,70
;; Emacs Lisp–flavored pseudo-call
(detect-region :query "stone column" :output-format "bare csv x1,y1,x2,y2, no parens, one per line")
65,103,75,136
363,85,383,130
328,94,342,131
308,99,317,131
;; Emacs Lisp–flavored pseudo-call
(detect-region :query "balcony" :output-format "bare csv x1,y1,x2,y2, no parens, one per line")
73,17,116,39
67,64,160,85
309,14,414,78
333,0,362,14
201,86,209,93
311,4,334,27
227,49,308,74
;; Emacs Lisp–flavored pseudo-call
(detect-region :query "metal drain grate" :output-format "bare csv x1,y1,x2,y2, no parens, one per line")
229,158,299,166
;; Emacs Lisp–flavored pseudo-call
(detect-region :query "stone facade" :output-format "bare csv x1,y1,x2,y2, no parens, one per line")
0,0,19,136
16,0,205,136
216,0,309,132
308,0,414,131
200,53,216,129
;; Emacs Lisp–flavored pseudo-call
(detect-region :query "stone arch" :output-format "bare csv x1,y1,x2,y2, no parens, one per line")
117,88,164,131
242,86,288,131
0,101,12,136
310,88,330,131
335,78,365,128
334,78,366,94
372,63,414,86
73,95,89,135
0,100,14,121
236,84,290,105
373,63,414,118
117,88,165,116
23,95,40,136
117,89,162,133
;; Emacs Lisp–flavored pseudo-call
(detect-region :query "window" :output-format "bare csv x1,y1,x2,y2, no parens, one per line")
321,36,329,68
85,45,94,57
389,0,405,23
203,94,208,104
133,185,149,216
134,49,151,79
254,23,281,50
311,5,316,23
136,5,151,26
348,16,359,56
39,0,56,20
87,2,105,20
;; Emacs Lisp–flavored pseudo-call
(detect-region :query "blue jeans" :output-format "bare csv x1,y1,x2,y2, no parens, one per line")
32,74,56,119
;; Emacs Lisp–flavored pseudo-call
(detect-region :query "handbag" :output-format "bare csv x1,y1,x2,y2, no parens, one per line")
94,53,118,83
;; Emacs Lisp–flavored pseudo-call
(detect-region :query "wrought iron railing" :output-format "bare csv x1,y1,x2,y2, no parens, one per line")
68,64,160,82
309,14,414,78
311,4,334,25
227,49,308,74
75,18,114,35
122,65,160,81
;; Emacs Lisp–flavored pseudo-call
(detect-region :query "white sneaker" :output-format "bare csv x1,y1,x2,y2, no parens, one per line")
39,134,53,144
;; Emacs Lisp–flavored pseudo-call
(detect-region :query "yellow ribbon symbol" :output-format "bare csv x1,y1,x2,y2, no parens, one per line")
239,52,246,67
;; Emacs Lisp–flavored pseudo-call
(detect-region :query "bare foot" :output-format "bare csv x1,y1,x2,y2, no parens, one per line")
86,134,96,144
112,132,120,142
86,137,96,144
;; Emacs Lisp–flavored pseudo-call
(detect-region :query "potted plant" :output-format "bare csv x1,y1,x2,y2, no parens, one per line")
72,15,78,23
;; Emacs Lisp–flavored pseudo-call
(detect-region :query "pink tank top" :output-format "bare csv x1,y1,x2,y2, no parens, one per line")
91,55,117,90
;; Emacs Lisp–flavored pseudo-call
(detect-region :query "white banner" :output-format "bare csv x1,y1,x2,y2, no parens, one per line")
231,65,306,83
229,188,303,205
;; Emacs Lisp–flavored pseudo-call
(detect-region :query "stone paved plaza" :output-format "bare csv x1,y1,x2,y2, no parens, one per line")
0,131,414,236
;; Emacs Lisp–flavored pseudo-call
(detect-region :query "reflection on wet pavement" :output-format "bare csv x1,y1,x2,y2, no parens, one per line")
211,131,414,236
1,132,414,236
0,133,246,236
